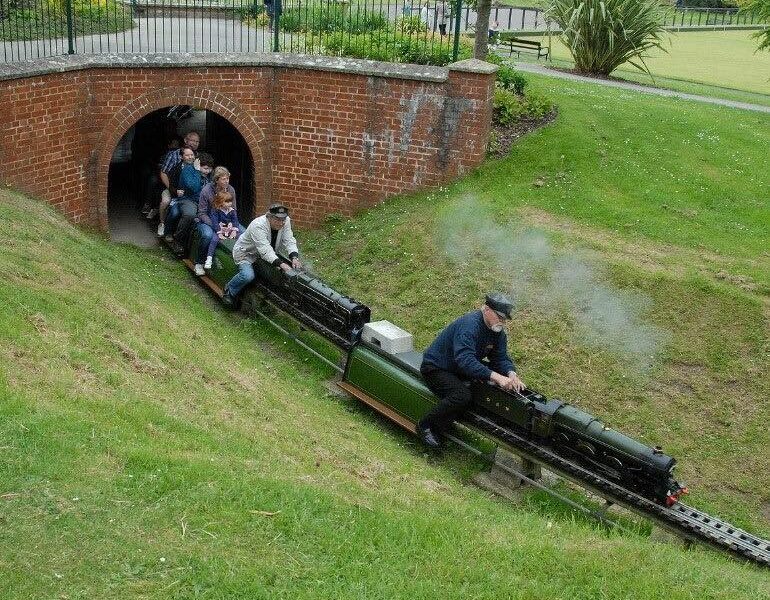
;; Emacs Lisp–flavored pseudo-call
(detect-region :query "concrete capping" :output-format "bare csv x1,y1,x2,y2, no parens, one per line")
448,58,498,75
0,52,449,83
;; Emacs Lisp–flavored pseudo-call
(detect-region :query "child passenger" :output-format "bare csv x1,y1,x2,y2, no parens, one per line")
205,190,242,270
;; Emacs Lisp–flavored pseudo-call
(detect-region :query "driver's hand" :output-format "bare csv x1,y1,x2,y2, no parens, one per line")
279,263,292,273
291,257,302,270
509,372,525,393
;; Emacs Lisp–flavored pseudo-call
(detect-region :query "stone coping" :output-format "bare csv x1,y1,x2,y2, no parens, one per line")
0,53,470,83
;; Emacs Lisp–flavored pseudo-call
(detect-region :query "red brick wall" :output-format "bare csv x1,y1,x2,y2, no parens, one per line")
0,57,495,230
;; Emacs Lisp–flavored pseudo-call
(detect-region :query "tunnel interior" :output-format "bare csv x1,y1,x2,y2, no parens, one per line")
108,106,255,247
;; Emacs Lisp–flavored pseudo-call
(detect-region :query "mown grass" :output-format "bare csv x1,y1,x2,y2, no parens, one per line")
0,192,767,596
1,74,769,596
305,73,770,536
514,30,770,96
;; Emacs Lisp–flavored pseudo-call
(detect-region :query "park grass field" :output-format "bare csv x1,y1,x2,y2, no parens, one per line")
1,75,769,597
305,73,770,533
516,30,770,98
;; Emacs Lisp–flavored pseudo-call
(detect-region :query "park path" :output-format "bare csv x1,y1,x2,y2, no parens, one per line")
516,62,770,114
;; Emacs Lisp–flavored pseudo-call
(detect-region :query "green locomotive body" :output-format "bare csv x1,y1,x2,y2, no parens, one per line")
342,340,684,505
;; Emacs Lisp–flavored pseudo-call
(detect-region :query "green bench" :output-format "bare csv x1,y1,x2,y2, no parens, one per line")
494,34,550,60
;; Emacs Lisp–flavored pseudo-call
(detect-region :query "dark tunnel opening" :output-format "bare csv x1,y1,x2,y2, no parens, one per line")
108,106,255,247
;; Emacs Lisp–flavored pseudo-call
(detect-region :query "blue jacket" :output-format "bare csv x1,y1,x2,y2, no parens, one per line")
422,310,515,381
178,163,205,202
211,207,241,232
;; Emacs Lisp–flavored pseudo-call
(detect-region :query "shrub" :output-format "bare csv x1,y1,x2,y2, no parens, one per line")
545,0,666,76
496,64,528,94
745,0,770,52
522,91,554,119
493,88,525,126
280,5,346,33
345,9,389,34
395,15,428,33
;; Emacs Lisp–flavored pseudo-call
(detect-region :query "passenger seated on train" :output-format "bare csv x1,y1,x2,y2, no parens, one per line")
162,145,198,241
167,152,214,253
157,130,201,237
204,190,242,271
221,203,302,308
195,166,243,276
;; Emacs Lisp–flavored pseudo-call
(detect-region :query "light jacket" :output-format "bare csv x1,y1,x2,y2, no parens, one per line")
232,214,299,265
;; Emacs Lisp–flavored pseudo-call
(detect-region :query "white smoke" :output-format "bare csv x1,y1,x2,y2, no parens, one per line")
438,196,668,371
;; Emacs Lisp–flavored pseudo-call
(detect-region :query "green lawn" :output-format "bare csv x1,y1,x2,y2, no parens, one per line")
2,74,770,597
515,30,770,97
305,73,770,535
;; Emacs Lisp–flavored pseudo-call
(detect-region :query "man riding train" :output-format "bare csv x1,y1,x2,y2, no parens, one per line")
222,202,302,308
417,292,525,448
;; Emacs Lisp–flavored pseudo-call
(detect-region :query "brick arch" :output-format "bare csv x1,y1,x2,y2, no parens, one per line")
93,86,268,230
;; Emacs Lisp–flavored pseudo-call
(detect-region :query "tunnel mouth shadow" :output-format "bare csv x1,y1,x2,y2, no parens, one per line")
107,106,255,248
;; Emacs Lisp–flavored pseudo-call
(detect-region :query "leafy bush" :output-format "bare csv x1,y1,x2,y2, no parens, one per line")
522,91,554,119
323,30,459,65
279,5,388,35
395,15,428,33
280,6,346,33
323,31,399,62
493,88,525,126
545,0,666,76
496,64,528,94
345,9,389,34
745,0,770,51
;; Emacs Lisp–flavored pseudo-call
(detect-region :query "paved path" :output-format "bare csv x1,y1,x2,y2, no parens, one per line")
516,62,770,114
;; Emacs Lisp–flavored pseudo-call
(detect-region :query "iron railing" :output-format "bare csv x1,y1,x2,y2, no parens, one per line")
1,2,766,64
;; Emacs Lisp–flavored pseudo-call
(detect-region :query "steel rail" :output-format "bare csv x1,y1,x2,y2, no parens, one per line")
464,411,770,568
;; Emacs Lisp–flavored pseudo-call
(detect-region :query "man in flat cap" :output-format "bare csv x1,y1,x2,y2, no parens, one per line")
222,203,302,307
417,292,524,448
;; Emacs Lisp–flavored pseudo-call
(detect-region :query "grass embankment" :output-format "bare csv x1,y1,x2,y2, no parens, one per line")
2,195,766,597
513,30,770,106
1,77,769,597
306,73,770,535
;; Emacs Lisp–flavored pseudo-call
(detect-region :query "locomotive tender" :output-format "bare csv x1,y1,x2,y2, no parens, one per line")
189,232,687,507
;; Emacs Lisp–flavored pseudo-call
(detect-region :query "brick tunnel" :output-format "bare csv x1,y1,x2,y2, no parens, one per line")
0,54,497,234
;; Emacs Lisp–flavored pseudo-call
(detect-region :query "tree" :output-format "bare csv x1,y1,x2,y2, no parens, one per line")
474,0,492,59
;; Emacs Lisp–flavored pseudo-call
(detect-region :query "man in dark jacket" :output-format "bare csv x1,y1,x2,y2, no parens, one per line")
417,292,524,448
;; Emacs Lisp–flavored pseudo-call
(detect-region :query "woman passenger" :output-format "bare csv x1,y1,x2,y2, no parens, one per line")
195,166,242,276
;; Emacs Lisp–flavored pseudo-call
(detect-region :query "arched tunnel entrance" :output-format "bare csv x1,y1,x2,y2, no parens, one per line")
107,107,255,247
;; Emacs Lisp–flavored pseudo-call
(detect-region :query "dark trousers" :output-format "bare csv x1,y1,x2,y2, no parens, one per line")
174,199,199,249
419,364,472,433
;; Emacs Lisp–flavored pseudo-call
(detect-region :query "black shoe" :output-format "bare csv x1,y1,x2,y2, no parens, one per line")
173,244,186,258
416,423,441,449
221,292,235,309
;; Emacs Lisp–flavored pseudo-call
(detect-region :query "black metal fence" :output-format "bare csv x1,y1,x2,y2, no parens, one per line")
1,0,474,63
661,7,765,28
1,2,767,64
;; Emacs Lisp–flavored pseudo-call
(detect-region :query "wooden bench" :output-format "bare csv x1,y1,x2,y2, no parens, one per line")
493,33,550,60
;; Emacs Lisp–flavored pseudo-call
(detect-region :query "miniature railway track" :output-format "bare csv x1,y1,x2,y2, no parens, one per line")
176,250,769,568
465,411,770,568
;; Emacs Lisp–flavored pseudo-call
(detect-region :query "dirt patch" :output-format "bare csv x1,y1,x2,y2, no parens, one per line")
488,109,559,158
106,334,169,377
715,270,759,292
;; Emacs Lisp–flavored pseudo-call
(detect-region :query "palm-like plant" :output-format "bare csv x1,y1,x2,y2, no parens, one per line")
743,0,770,51
545,0,666,76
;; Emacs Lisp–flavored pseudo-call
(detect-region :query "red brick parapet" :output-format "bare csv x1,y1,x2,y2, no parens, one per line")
0,54,496,229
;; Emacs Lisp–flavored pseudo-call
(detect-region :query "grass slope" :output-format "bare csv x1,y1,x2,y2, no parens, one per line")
305,74,770,536
0,193,767,596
